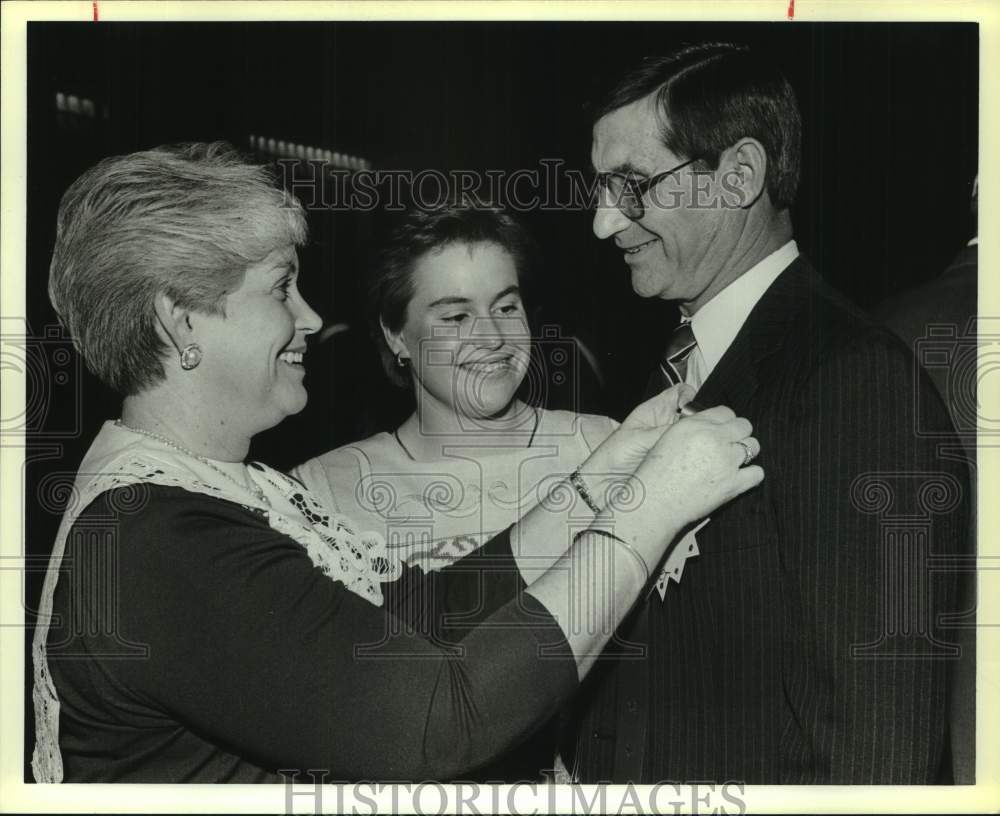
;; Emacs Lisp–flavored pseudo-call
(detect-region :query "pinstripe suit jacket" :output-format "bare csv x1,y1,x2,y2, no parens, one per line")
569,257,967,784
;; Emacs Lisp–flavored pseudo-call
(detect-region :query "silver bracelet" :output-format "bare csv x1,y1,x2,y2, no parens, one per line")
569,469,601,514
578,528,650,583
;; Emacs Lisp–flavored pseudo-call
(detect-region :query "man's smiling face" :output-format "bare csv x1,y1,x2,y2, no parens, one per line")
591,95,739,312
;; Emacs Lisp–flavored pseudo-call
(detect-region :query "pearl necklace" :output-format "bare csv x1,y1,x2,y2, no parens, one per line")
114,419,270,508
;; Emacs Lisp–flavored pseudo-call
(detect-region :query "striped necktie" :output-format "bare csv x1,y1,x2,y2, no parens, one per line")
658,320,697,388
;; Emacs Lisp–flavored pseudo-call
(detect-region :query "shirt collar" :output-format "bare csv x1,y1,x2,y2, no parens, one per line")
687,240,799,376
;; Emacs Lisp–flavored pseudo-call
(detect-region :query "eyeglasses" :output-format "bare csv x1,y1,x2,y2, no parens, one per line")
595,157,699,220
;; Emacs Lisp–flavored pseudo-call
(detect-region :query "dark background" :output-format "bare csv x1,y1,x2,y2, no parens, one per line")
23,21,978,777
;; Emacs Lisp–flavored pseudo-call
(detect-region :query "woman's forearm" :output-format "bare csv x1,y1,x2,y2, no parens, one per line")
506,446,641,580
512,473,683,678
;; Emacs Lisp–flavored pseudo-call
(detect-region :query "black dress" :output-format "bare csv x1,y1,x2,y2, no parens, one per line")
47,484,576,782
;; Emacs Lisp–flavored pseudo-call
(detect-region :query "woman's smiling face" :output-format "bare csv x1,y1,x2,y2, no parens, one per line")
194,244,322,436
388,241,531,422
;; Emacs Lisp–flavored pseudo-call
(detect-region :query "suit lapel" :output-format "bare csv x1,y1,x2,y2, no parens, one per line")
595,257,828,784
694,255,818,411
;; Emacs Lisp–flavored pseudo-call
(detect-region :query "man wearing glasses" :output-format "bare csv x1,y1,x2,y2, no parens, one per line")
568,43,968,784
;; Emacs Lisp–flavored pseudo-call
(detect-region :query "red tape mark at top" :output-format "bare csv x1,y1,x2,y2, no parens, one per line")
93,1,99,21
787,0,795,19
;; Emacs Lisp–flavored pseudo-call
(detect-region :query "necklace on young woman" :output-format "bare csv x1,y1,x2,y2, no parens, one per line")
113,419,270,507
393,405,541,463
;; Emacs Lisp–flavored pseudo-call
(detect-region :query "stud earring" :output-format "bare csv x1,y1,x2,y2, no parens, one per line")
180,343,203,371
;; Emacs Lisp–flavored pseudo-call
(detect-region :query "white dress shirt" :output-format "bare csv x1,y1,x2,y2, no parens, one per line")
684,240,799,389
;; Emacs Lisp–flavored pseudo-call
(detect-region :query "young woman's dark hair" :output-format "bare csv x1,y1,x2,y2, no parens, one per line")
368,198,539,387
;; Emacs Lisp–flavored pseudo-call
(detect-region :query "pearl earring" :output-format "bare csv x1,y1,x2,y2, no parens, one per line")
180,343,203,370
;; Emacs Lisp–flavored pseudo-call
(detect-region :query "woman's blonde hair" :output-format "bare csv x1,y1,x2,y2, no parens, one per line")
48,142,308,395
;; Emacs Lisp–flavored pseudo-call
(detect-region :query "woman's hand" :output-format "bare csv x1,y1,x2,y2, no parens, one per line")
521,405,761,678
584,385,697,479
633,406,763,529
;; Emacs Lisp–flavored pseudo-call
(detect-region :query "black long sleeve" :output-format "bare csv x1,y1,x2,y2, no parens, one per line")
47,486,576,782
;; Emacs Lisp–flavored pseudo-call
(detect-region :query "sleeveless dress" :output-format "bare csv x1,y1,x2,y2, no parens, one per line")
293,409,617,572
